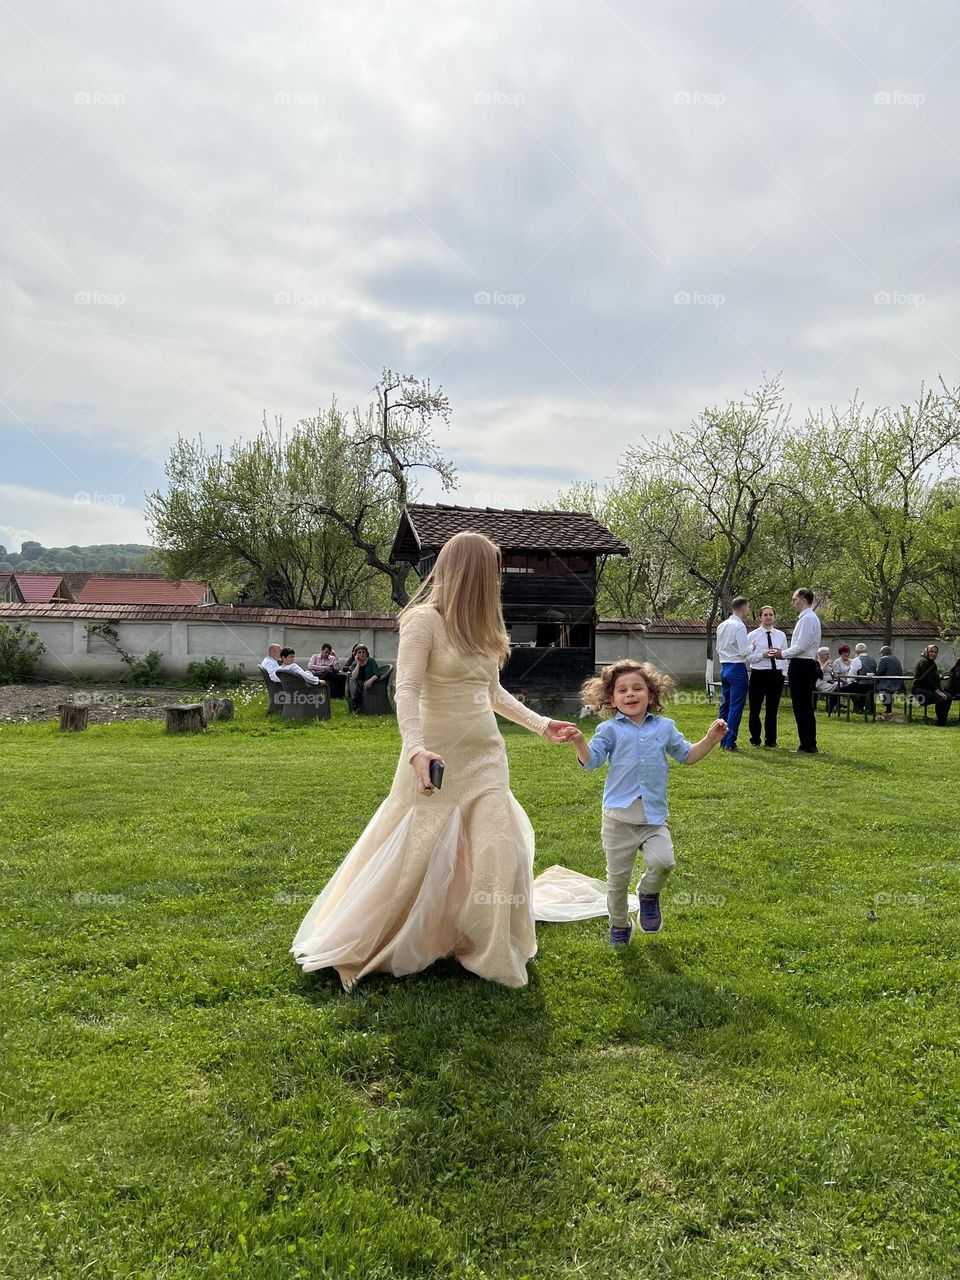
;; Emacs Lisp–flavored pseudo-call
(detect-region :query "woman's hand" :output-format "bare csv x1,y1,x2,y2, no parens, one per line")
543,719,578,743
364,677,376,689
410,749,445,795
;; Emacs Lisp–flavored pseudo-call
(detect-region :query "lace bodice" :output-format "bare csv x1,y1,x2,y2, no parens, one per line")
394,606,550,760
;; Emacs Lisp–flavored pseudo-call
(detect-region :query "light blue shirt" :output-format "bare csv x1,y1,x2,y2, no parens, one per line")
578,711,692,823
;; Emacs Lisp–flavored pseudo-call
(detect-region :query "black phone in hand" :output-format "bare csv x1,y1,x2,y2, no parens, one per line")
428,759,445,790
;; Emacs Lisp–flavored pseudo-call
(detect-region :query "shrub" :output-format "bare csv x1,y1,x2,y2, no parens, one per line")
128,650,166,686
0,622,45,684
184,656,246,687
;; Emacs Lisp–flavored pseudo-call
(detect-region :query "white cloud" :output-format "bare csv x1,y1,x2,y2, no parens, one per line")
3,0,960,520
0,484,149,550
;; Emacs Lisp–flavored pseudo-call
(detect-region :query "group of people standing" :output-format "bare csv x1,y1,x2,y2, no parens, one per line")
716,587,823,753
717,593,958,747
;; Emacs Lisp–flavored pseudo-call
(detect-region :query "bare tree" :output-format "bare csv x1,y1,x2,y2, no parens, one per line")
807,383,960,644
624,378,792,667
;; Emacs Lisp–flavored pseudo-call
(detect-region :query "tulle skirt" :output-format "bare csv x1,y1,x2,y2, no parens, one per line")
291,787,637,991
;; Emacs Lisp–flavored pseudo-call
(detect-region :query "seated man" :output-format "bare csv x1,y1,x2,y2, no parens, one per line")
278,647,321,684
875,645,904,719
343,643,382,711
308,643,340,676
259,643,282,683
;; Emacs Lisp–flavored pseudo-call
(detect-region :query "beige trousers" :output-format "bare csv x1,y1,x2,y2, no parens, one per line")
601,796,676,926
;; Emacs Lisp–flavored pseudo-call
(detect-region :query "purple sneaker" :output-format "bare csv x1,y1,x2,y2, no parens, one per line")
638,893,662,933
609,919,634,946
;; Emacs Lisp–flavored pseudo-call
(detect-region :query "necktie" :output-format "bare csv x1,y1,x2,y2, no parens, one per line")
766,630,776,670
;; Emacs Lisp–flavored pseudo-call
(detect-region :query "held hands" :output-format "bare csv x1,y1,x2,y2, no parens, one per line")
765,647,783,659
553,723,585,746
542,719,578,743
410,749,445,795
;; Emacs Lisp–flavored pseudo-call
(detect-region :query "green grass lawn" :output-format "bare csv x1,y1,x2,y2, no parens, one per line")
2,693,959,1279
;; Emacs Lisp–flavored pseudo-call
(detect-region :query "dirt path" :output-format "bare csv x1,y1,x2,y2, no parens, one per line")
0,683,208,725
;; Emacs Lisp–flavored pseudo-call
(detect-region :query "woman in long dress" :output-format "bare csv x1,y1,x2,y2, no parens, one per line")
291,531,578,990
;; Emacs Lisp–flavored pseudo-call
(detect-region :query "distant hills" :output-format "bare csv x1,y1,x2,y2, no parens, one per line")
0,542,157,574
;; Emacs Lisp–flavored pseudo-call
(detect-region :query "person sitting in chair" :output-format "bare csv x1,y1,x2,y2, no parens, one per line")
913,644,953,726
278,648,321,684
343,644,381,710
259,644,282,683
308,643,340,676
875,646,904,719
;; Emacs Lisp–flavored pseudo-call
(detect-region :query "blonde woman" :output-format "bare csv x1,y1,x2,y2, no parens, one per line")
291,531,577,990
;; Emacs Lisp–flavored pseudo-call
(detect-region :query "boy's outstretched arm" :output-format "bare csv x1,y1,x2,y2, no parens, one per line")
684,718,727,765
558,725,596,767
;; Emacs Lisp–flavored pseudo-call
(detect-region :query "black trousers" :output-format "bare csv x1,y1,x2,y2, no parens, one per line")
914,688,953,726
788,657,819,750
748,668,785,745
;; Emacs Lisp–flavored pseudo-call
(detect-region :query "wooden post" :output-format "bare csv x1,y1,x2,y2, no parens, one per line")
202,697,235,723
165,704,206,733
58,704,89,732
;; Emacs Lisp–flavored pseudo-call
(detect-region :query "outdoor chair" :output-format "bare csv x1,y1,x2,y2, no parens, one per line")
261,669,285,715
275,670,331,721
351,665,394,716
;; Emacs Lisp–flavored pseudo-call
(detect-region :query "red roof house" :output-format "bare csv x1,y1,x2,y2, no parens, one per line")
75,575,217,606
12,574,74,603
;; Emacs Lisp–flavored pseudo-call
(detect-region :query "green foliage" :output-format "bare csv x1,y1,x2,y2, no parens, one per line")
1,703,959,1275
1,541,155,572
146,371,454,611
0,622,45,684
127,650,166,686
184,656,246,687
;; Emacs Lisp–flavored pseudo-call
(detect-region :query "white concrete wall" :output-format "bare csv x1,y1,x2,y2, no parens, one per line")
6,612,945,684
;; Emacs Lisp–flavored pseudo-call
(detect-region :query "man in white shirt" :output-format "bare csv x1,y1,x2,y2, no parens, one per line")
277,648,321,684
259,644,282,683
767,587,822,754
746,604,788,748
715,595,752,751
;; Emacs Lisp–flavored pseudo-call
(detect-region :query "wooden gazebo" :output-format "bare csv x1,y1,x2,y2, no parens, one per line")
390,503,628,695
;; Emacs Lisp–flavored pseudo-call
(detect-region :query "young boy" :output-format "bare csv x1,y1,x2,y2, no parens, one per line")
561,659,726,942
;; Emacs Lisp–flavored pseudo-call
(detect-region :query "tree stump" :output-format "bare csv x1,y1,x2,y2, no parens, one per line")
202,697,235,724
165,704,206,734
58,703,89,732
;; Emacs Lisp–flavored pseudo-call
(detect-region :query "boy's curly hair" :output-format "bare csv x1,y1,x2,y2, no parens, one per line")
579,659,675,718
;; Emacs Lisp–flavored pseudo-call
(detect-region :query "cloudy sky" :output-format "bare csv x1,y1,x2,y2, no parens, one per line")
2,0,958,551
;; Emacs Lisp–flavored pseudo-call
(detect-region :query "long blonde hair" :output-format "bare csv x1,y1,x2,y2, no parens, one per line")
399,530,511,666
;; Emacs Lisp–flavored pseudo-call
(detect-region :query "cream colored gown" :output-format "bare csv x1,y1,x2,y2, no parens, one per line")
291,605,555,989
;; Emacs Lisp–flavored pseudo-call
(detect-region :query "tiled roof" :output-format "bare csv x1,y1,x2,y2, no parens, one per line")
76,576,214,605
0,603,401,627
392,503,630,560
598,619,943,638
11,574,73,603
